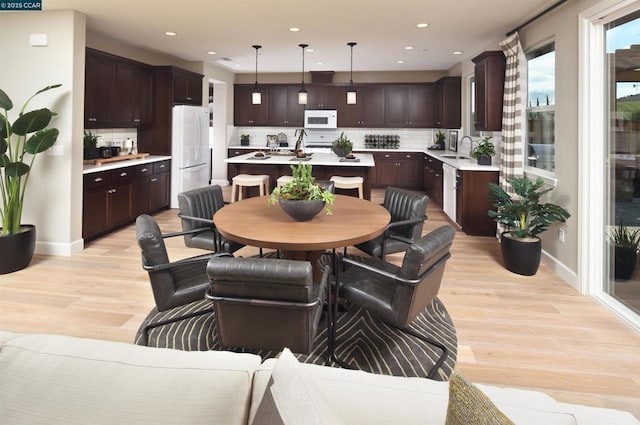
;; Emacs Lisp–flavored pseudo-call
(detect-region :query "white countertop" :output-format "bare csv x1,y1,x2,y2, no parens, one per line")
227,145,498,171
83,155,172,174
225,151,375,167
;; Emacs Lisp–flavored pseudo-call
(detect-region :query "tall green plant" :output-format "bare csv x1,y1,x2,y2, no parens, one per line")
487,176,570,238
0,84,61,235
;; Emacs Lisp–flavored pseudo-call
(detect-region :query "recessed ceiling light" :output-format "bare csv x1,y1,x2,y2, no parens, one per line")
289,27,300,32
317,62,324,65
397,60,406,64
306,48,314,52
207,51,217,55
235,64,241,67
164,31,177,36
416,23,429,28
453,51,463,55
405,46,415,50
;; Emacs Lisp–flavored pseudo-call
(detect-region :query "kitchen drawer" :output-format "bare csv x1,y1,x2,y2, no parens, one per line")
111,167,134,185
153,160,171,174
83,171,111,190
134,163,154,177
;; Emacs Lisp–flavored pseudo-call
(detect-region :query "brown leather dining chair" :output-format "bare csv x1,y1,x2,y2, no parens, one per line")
135,214,232,345
331,225,456,378
354,186,428,260
205,256,329,355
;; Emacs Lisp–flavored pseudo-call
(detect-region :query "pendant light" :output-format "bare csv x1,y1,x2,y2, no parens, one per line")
298,43,308,105
346,42,357,105
251,45,262,105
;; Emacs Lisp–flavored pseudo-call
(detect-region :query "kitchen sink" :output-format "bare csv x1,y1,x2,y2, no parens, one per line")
440,154,469,160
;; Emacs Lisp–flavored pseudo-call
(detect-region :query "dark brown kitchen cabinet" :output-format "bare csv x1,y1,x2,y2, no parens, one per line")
133,160,171,217
83,168,134,241
423,155,443,205
233,85,269,126
336,85,385,128
268,85,305,127
172,68,204,105
472,51,506,132
455,169,499,236
384,84,435,128
85,51,116,128
114,60,154,126
372,152,423,189
434,77,461,129
306,85,337,109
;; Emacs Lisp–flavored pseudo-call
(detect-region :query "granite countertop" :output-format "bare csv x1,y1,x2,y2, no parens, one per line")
227,144,499,171
83,155,172,174
225,151,375,167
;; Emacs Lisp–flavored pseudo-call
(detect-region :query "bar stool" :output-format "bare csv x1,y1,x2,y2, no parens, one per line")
231,174,270,202
276,175,293,188
329,176,364,199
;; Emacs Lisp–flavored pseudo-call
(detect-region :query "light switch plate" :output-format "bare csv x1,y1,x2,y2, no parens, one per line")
29,34,48,47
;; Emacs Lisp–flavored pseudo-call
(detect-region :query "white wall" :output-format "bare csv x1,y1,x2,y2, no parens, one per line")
0,10,86,256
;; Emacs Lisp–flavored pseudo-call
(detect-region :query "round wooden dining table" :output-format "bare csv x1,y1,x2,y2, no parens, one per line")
213,195,391,280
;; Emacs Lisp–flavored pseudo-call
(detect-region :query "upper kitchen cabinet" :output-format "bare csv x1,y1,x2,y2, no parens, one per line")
85,50,116,128
85,49,153,128
336,85,384,128
384,84,435,128
268,85,304,127
171,67,204,105
233,84,269,126
472,51,506,132
434,77,461,129
306,84,337,110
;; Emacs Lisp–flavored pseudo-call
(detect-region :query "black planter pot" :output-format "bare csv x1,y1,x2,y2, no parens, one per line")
613,245,637,281
332,146,351,158
0,225,36,274
83,147,100,160
477,154,492,165
500,232,541,276
278,198,325,222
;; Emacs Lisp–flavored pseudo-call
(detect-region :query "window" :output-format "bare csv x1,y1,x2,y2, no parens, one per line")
526,43,555,174
468,75,478,136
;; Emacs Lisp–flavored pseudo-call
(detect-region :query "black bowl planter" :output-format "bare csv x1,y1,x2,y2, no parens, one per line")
613,245,637,281
477,154,492,165
0,225,36,274
332,146,351,158
279,198,325,222
500,231,541,276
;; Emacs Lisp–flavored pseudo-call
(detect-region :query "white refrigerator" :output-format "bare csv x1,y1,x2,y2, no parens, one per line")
170,105,211,208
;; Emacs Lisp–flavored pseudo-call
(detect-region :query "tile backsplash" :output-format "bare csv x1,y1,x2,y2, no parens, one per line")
90,128,137,149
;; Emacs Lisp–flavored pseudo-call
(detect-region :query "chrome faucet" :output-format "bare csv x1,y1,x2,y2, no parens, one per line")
459,135,474,159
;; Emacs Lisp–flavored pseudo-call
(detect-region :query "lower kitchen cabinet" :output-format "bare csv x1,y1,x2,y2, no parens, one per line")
371,152,423,189
83,160,171,241
455,169,499,236
423,155,443,206
133,160,171,217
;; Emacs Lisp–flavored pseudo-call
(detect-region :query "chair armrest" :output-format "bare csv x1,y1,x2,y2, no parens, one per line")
385,216,426,231
205,288,323,308
144,252,233,272
177,213,215,226
384,233,415,245
340,252,451,286
162,227,212,240
341,256,400,281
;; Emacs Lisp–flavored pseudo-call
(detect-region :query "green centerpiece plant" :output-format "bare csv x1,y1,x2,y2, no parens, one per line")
332,132,352,157
471,136,495,165
268,162,335,221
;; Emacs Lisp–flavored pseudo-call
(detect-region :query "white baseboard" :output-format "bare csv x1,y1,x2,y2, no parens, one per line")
211,179,229,186
541,249,578,291
35,238,84,257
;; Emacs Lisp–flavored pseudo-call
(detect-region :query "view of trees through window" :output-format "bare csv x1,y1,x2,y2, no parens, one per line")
526,45,555,173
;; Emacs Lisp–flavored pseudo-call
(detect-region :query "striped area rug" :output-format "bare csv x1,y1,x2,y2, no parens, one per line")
135,296,457,381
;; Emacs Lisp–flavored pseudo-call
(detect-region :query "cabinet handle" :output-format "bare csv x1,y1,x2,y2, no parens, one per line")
384,154,390,158
88,117,97,122
141,168,148,173
133,118,141,123
406,155,412,158
120,172,128,177
159,164,165,169
94,177,103,182
187,97,192,101
151,177,158,182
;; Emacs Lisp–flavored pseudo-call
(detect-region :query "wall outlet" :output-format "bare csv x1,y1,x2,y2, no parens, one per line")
558,228,565,243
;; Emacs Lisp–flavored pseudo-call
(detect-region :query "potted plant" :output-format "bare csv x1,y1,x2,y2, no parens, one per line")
268,162,335,221
240,134,250,146
487,176,570,276
83,130,100,160
608,223,640,281
471,136,495,165
434,131,446,150
332,132,352,157
0,84,61,274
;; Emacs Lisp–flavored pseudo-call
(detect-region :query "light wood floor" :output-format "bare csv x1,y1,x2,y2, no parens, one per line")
1,188,639,419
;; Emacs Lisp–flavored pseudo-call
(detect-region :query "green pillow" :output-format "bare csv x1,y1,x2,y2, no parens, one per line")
445,370,515,425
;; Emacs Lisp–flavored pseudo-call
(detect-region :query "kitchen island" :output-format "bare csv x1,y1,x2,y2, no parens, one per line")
225,151,375,200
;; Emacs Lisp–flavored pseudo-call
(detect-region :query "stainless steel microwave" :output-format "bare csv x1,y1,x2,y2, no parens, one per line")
304,110,337,129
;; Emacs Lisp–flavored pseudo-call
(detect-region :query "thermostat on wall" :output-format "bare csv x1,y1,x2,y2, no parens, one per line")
29,34,48,47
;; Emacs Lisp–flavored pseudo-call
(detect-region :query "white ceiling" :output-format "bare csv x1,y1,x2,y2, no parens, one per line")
44,0,559,73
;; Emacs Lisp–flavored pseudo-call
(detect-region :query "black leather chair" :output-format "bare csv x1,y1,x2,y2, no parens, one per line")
354,186,428,260
135,214,231,344
206,257,329,354
332,225,456,378
177,185,244,254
